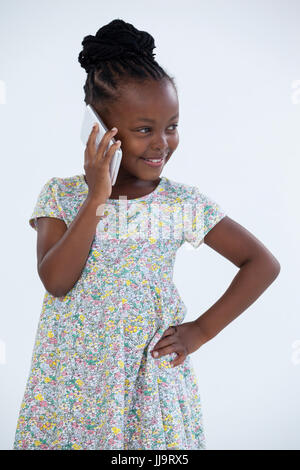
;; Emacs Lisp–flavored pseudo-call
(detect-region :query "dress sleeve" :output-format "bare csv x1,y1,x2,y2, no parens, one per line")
183,186,227,248
29,177,67,231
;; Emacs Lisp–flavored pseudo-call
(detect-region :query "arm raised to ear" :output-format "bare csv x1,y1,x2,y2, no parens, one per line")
35,196,107,298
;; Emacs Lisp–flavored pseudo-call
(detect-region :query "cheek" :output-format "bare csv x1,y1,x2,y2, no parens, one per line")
172,134,179,148
120,138,145,158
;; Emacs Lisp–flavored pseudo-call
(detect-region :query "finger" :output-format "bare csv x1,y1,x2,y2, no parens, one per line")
95,127,118,161
161,327,177,339
151,335,176,352
170,352,186,368
104,139,121,164
85,123,99,162
88,122,99,144
151,341,177,358
151,327,178,354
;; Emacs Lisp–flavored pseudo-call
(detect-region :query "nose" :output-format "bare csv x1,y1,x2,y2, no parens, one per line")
151,133,169,153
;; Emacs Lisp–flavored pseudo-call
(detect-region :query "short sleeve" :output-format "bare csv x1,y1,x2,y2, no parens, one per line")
183,186,227,248
29,177,67,231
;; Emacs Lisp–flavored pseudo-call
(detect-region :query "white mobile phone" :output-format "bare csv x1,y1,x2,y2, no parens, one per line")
80,104,122,186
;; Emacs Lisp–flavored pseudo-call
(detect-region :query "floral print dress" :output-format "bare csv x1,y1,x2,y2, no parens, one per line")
13,174,226,450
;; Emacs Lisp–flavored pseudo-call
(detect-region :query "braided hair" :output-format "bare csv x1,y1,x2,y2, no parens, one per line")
78,19,177,111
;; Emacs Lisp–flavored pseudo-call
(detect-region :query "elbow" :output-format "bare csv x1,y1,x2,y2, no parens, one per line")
50,289,67,299
273,258,281,274
44,284,67,298
44,281,75,298
38,263,69,298
271,258,281,280
244,252,281,283
38,272,67,298
267,253,281,278
38,262,80,298
262,254,281,282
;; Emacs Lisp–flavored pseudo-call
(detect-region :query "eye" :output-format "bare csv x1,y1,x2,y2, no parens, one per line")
137,124,179,134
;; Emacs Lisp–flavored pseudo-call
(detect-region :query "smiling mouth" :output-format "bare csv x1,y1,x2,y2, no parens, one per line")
140,157,165,167
142,157,164,162
141,152,169,162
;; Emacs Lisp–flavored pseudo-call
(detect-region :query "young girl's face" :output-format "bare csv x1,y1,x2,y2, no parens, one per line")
93,79,179,183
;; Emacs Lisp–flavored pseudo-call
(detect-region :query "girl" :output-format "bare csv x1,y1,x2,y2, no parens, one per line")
13,19,280,450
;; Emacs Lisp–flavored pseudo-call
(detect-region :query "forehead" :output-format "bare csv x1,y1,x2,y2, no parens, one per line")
114,80,179,122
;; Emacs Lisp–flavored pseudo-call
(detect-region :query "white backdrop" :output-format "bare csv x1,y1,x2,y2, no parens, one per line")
1,0,298,450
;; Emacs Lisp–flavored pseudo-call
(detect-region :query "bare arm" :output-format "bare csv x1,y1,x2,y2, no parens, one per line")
195,216,281,341
36,124,121,298
37,196,106,298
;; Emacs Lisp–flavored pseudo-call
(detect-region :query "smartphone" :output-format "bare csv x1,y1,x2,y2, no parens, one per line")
80,104,122,186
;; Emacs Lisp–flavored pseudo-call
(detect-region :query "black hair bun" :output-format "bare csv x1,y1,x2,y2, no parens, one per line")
78,19,157,73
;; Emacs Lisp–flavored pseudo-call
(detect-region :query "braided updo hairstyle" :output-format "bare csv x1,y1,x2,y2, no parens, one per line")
78,19,177,111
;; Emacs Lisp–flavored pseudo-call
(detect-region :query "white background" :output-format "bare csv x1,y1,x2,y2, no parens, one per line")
0,0,299,450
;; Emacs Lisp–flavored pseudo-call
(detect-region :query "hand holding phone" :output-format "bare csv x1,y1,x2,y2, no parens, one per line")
82,120,121,203
80,104,122,187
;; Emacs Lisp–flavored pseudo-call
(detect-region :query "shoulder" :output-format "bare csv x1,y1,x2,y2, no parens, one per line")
160,177,227,219
39,174,85,197
160,176,202,203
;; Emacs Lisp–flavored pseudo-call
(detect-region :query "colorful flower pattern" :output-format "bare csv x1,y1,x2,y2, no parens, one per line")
13,174,226,450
